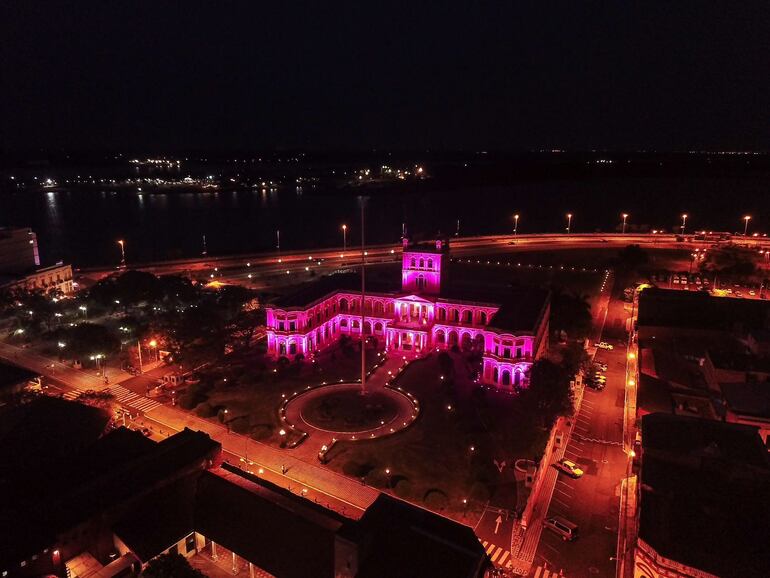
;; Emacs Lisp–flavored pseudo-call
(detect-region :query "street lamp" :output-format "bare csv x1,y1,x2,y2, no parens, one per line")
513,214,520,241
341,224,347,253
621,213,629,234
149,339,158,362
680,214,688,235
566,213,573,234
117,239,126,268
743,215,751,236
79,305,88,319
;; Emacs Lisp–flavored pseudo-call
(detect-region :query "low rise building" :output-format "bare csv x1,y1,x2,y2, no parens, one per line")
2,398,488,578
634,413,770,578
0,227,74,295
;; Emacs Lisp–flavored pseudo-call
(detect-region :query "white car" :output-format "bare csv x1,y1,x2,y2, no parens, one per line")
595,342,614,350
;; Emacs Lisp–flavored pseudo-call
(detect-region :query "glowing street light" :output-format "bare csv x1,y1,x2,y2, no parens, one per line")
566,213,573,234
680,213,688,235
342,224,347,253
621,213,629,234
743,215,751,236
117,239,126,268
513,213,520,241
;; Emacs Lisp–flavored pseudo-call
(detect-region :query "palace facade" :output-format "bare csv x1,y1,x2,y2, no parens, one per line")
266,238,550,389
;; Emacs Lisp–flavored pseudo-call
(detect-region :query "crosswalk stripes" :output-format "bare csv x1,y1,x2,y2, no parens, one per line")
107,385,161,413
59,385,161,412
480,540,514,569
532,565,564,578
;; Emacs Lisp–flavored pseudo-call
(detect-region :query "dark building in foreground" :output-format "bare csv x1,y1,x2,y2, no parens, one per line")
2,399,487,578
634,413,770,578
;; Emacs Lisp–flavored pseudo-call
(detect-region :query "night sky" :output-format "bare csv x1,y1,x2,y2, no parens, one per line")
1,2,768,152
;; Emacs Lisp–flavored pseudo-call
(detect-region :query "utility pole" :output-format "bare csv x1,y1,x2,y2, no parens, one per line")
137,340,143,374
202,234,207,256
456,219,460,237
360,197,367,395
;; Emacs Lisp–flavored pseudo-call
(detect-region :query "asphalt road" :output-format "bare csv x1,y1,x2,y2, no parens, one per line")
80,232,710,280
531,292,632,578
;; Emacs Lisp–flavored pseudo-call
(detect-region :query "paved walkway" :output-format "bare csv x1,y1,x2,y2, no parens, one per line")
283,355,418,451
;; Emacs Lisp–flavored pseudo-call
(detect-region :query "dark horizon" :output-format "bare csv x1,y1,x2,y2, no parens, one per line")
2,2,769,153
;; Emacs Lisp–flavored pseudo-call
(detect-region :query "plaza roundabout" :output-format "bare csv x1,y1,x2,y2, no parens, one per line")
281,358,420,443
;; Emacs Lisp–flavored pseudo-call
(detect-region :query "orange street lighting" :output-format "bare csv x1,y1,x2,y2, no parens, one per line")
622,213,629,234
627,352,636,360
566,213,573,234
681,213,688,234
743,215,751,236
117,239,126,267
342,224,347,252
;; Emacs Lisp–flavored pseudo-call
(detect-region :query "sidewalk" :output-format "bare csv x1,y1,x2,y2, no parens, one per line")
146,403,380,513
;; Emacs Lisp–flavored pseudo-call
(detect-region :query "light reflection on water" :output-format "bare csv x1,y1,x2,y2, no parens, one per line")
0,176,767,267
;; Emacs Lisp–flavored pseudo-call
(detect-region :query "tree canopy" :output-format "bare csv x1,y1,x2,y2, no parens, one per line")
523,359,574,429
53,322,120,360
141,553,206,578
615,244,649,271
699,246,758,279
549,289,592,338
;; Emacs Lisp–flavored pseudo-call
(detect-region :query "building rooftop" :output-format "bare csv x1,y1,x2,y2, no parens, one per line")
113,474,197,562
354,494,488,578
639,413,770,577
721,381,770,419
271,264,550,334
638,287,770,334
0,423,219,568
195,465,346,578
272,268,400,309
0,360,39,391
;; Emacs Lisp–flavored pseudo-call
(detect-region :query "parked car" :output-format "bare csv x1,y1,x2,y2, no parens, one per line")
595,342,614,350
544,516,579,541
585,380,605,391
553,459,584,478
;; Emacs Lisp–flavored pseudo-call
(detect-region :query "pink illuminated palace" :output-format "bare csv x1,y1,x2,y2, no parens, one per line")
266,238,550,389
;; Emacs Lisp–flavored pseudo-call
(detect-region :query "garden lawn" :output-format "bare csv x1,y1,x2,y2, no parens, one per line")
324,352,549,518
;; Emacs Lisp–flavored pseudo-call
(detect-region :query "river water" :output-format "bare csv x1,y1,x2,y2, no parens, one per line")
1,169,768,267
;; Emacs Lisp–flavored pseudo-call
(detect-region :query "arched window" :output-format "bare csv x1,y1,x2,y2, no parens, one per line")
410,258,416,268
417,275,425,291
279,342,287,355
436,329,445,344
502,370,511,386
514,371,522,387
374,322,383,333
289,342,297,355
419,258,425,268
428,259,433,270
340,298,349,312
493,367,499,383
479,311,487,325
352,320,360,329
438,308,446,321
462,310,472,324
340,318,348,328
375,302,384,316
